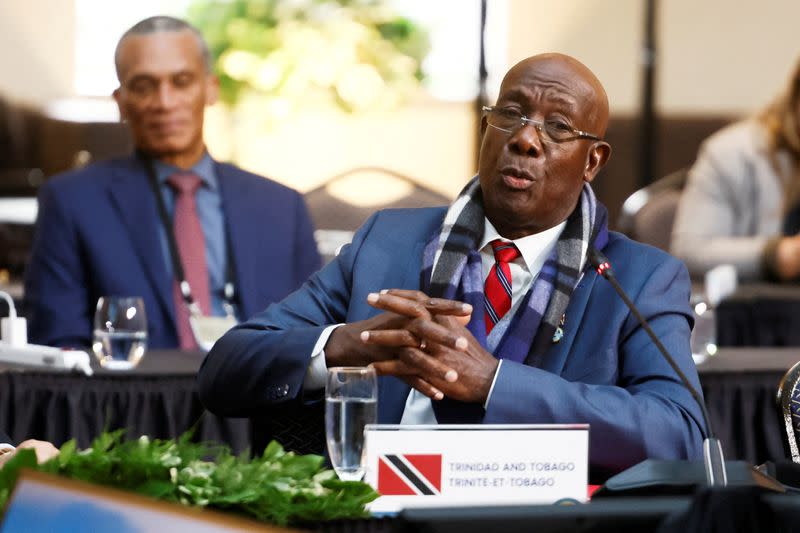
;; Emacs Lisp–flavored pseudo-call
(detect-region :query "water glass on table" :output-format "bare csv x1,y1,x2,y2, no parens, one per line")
92,296,148,370
325,366,378,481
690,299,717,364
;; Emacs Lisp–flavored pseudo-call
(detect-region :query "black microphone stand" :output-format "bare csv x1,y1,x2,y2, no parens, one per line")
588,248,728,486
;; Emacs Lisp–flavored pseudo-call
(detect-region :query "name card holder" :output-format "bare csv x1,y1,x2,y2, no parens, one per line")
364,424,588,512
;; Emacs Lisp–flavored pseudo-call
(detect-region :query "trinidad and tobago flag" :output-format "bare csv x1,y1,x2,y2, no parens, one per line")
377,454,442,495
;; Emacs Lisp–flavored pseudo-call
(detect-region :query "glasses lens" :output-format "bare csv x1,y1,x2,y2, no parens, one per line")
543,120,575,142
488,108,520,132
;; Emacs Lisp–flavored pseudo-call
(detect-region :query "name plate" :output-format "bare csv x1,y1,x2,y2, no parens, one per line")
364,424,588,511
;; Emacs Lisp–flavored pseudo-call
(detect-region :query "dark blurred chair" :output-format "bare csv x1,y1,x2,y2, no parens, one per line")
776,360,800,463
617,168,688,251
0,95,131,306
305,166,451,263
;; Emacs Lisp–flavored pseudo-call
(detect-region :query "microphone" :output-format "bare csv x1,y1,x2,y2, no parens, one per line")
588,248,781,492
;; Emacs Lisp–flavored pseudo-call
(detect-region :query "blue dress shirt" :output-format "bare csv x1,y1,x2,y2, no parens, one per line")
153,153,229,317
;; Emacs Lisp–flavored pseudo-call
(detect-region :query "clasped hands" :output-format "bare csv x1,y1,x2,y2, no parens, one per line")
325,289,499,404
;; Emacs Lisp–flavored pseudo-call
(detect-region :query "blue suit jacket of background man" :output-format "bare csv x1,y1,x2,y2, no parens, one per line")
24,155,321,349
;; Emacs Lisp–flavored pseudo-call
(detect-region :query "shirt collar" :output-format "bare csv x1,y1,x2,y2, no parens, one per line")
480,218,567,272
154,152,218,191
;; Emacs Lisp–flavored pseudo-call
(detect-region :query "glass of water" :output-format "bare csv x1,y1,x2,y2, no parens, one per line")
325,366,378,481
93,296,148,370
691,299,718,364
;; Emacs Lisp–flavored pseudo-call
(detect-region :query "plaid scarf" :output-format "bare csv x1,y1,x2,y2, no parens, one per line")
421,175,609,367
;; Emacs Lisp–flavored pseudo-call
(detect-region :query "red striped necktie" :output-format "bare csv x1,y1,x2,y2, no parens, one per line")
167,173,211,350
483,239,521,334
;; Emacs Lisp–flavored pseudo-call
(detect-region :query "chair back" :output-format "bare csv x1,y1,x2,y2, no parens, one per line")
776,360,800,462
618,168,688,250
305,166,450,263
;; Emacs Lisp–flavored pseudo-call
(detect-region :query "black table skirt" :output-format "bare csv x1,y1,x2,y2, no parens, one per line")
0,348,796,467
716,283,800,346
0,350,251,452
696,348,800,465
701,371,785,464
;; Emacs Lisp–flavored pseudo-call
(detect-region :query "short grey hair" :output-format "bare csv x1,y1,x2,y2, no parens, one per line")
114,16,212,80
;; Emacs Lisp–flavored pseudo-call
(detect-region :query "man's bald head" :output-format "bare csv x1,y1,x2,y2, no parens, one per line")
500,53,609,138
478,52,612,239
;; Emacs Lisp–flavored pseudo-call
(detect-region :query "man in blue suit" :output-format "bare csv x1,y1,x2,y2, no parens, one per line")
25,16,320,349
199,53,705,478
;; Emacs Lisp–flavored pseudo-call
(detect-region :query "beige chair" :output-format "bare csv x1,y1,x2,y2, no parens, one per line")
618,168,688,251
305,166,451,263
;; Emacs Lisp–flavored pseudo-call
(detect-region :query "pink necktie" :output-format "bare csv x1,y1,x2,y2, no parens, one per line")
484,240,520,334
167,173,211,350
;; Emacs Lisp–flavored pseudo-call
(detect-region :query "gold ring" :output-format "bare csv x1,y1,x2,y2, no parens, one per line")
419,339,427,351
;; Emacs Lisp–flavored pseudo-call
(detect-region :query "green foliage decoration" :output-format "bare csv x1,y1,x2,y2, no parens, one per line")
187,0,430,116
0,431,378,526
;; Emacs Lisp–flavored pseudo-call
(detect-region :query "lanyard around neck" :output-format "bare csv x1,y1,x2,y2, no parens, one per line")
139,154,238,318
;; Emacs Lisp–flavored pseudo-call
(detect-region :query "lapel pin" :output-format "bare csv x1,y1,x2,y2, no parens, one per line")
552,313,566,343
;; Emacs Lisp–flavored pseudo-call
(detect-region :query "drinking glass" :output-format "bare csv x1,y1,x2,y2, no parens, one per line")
325,366,378,481
92,297,148,370
691,299,717,364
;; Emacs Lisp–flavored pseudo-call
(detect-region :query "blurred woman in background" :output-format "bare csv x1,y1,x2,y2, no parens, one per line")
671,59,800,281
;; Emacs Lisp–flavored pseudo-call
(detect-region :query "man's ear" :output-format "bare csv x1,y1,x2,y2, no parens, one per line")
112,88,126,122
583,141,611,183
480,114,488,137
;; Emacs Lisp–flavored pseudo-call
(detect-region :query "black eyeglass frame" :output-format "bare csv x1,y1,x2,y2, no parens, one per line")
482,105,603,143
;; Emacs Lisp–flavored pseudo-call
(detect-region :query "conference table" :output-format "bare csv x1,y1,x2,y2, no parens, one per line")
716,283,800,347
696,347,797,465
0,347,796,467
0,350,252,453
383,491,800,533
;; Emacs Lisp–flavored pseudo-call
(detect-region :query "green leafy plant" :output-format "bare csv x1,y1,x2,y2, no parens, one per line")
0,431,378,526
188,0,429,115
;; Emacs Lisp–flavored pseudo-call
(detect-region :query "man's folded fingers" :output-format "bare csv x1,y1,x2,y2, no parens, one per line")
398,347,458,383
370,360,445,401
367,292,430,319
381,289,430,302
404,376,444,400
382,289,473,317
371,359,414,377
360,329,419,347
425,298,473,317
407,319,469,351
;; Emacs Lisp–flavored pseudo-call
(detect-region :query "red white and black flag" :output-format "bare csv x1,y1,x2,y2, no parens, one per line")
377,454,442,496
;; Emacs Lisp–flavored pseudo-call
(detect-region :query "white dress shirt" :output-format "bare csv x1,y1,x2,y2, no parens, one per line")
305,217,567,424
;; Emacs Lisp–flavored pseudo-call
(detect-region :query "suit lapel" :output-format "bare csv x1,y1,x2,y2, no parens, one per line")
400,241,426,289
216,163,259,317
377,237,428,423
536,269,599,376
107,157,174,322
378,376,411,423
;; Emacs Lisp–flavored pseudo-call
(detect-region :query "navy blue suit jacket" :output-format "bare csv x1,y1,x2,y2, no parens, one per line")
199,208,705,477
25,155,320,349
0,430,9,444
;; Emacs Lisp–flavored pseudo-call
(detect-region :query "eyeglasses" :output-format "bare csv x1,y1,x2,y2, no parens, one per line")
482,106,602,143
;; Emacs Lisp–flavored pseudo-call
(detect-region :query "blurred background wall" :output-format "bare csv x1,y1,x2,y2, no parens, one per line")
1,0,800,216
0,1,75,103
5,1,800,112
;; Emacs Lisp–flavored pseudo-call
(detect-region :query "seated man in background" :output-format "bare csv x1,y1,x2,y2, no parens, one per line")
25,16,320,350
0,430,58,469
198,53,706,480
671,58,800,282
